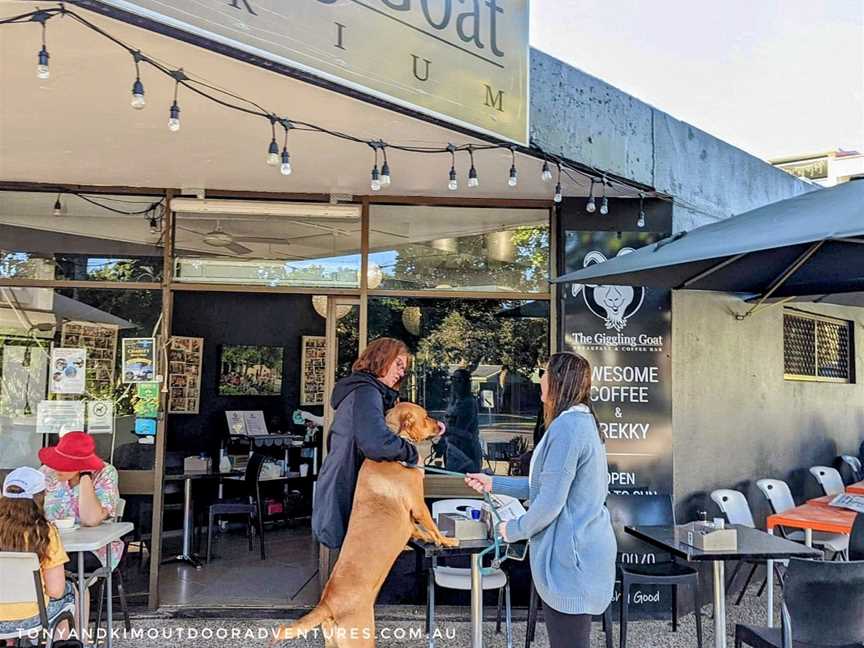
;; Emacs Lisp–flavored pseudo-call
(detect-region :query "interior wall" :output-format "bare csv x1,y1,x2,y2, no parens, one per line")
169,291,326,455
672,290,864,524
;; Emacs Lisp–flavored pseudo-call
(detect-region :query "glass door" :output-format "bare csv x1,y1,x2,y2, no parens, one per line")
322,297,360,456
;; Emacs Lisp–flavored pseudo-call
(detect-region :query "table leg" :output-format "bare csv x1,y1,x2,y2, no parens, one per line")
106,560,113,648
804,528,812,547
766,528,774,628
471,553,483,648
712,561,726,648
77,552,86,645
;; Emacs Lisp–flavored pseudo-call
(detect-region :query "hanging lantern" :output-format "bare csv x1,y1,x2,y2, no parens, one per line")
402,307,422,336
367,262,384,290
486,231,516,263
312,295,351,320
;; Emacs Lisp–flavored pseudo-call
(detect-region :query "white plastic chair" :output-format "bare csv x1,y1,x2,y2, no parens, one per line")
809,466,845,496
840,455,863,482
0,551,76,646
427,497,514,648
756,478,849,557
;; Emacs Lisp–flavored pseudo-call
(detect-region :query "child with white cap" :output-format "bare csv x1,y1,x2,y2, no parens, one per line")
0,466,78,639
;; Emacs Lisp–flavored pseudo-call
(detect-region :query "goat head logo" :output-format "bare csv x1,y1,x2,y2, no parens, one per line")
571,249,644,331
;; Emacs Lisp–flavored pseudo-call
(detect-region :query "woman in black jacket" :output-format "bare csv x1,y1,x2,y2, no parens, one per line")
312,337,425,551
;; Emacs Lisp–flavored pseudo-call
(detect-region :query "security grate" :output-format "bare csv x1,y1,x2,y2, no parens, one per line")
783,311,853,382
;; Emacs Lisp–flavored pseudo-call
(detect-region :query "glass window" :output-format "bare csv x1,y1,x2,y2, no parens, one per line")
369,297,549,472
173,200,363,288
0,191,165,282
368,206,549,292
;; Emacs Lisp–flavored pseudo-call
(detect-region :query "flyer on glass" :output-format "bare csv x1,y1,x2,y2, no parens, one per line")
122,338,156,383
49,348,87,394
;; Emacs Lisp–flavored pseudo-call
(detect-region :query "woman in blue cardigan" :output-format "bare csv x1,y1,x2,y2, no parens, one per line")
466,352,616,648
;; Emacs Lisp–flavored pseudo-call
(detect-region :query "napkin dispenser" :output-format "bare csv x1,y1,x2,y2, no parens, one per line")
680,522,737,551
184,456,211,474
438,512,488,541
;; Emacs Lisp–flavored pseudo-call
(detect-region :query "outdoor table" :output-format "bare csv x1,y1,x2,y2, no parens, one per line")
409,538,497,648
625,525,819,648
847,480,864,495
766,500,855,546
60,521,134,648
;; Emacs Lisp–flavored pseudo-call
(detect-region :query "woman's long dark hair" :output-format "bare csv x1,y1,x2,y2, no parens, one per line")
542,352,603,442
0,488,52,561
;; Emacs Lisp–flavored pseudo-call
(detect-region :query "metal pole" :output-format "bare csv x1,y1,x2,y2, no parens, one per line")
182,477,192,558
712,560,727,648
470,553,483,648
106,558,114,648
78,552,86,644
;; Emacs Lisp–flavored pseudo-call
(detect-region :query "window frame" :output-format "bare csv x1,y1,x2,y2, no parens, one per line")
783,309,855,384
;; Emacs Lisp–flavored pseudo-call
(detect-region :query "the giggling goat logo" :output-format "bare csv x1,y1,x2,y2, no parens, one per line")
571,249,644,331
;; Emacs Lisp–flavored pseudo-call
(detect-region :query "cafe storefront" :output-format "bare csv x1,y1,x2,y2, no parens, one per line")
0,0,675,613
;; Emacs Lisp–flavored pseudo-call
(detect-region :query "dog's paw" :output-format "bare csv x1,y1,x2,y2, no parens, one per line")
268,624,289,646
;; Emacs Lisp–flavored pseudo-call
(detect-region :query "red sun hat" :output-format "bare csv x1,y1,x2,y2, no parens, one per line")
38,431,105,473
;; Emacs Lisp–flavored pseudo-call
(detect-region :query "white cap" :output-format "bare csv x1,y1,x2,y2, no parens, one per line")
3,467,47,500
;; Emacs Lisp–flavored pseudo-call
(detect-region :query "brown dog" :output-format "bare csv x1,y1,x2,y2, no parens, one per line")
274,402,459,647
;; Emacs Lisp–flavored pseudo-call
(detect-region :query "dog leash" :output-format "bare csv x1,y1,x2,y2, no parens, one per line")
412,464,507,574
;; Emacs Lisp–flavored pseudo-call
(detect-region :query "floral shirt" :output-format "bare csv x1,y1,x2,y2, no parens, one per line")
40,464,124,569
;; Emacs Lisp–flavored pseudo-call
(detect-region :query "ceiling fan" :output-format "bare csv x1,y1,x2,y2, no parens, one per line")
177,221,290,256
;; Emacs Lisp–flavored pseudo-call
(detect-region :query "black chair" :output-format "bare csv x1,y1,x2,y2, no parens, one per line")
206,453,267,563
524,580,613,648
849,514,864,561
606,494,703,648
735,558,864,647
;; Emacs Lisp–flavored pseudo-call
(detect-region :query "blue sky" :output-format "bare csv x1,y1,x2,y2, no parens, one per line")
531,0,864,160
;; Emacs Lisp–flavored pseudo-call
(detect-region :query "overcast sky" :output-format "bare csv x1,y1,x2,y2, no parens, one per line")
530,0,864,161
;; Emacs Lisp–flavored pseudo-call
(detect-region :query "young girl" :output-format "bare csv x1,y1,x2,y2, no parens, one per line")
0,466,78,640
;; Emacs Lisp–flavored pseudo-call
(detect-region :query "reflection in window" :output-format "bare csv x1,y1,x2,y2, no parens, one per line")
369,206,549,292
369,297,548,472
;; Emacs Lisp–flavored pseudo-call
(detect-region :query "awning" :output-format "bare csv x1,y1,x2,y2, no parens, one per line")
553,181,864,301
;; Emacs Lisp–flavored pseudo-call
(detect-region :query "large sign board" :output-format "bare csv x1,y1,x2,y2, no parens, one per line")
100,0,530,143
559,198,673,618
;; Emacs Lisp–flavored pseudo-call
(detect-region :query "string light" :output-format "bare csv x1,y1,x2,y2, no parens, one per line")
447,144,458,191
369,143,381,192
279,119,292,176
36,15,49,79
586,179,597,213
541,160,553,183
380,144,391,187
149,213,158,235
130,51,146,109
467,145,479,188
508,147,518,187
266,117,280,166
599,177,609,215
168,71,184,132
637,192,646,228
553,163,563,203
52,192,62,217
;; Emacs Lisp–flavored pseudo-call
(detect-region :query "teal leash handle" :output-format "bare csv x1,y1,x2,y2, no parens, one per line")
415,464,506,574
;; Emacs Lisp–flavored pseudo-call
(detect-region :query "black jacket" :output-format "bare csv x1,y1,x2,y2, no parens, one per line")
311,371,418,549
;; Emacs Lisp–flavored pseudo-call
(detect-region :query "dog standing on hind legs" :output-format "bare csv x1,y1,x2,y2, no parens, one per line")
273,402,459,648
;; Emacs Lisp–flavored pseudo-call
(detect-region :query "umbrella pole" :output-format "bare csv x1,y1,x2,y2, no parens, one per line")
736,241,824,320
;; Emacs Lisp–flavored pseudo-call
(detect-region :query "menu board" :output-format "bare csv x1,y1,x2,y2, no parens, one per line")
300,336,326,406
167,336,203,414
61,322,118,390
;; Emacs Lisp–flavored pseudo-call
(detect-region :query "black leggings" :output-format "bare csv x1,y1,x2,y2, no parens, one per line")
542,603,592,648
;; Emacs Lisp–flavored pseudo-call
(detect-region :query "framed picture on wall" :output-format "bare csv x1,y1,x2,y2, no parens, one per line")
168,336,204,414
300,336,326,406
218,345,284,396
61,321,118,391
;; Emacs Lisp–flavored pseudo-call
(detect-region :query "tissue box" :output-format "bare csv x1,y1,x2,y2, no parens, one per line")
438,513,488,541
184,456,211,474
680,522,737,551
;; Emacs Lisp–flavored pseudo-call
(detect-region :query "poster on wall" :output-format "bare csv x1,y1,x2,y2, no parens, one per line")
122,338,156,383
36,400,86,436
300,336,326,406
86,400,114,435
135,383,160,418
219,345,283,396
61,322,118,390
49,348,87,395
167,336,203,414
560,201,672,617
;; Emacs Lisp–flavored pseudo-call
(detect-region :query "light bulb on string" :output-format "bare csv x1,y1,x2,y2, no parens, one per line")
149,214,159,235
266,117,280,166
447,144,458,191
167,71,185,132
52,193,62,217
637,193,646,228
586,179,596,213
279,119,293,176
369,144,381,191
541,160,553,183
553,163,563,203
507,147,518,187
599,177,609,215
380,143,391,187
130,52,146,109
36,19,50,80
467,146,479,188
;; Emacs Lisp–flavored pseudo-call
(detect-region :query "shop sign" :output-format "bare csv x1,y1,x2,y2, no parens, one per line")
777,157,829,180
100,0,530,143
560,202,673,616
